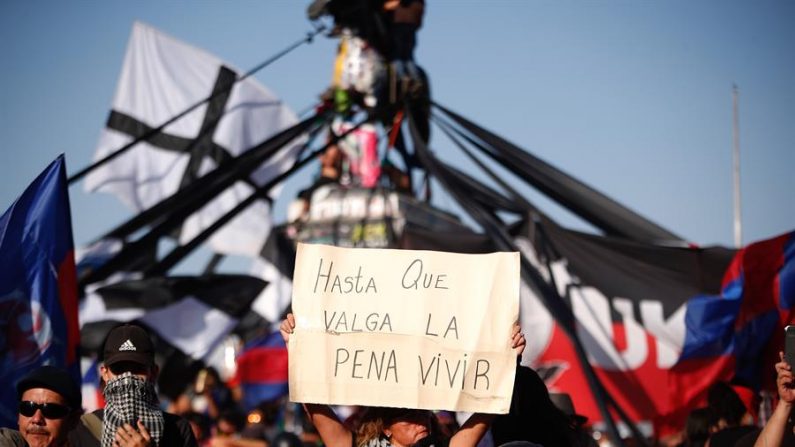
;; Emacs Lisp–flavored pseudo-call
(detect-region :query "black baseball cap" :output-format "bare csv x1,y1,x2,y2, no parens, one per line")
17,365,81,410
102,324,155,368
549,393,588,425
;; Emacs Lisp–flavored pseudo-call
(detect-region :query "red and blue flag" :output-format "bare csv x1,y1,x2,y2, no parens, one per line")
512,221,794,436
234,330,288,411
664,231,795,430
0,155,80,427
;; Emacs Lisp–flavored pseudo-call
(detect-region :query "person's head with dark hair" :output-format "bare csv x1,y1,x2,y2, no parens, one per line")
433,411,458,439
16,365,82,447
549,393,588,428
491,366,580,447
256,398,283,427
216,408,247,437
706,382,747,429
183,411,210,443
355,407,439,447
683,407,713,447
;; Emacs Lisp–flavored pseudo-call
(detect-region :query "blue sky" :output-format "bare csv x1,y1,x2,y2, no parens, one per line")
1,1,793,270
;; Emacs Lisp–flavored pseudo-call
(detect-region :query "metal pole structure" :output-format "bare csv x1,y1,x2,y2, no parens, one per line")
732,84,742,248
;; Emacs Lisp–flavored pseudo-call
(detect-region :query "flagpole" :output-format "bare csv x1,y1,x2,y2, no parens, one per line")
144,117,366,276
67,25,326,185
78,114,323,287
435,113,651,445
732,84,742,248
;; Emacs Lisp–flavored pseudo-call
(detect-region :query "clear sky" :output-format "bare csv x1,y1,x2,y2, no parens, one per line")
1,1,793,271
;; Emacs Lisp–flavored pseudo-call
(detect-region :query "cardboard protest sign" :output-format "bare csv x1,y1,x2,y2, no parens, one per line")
288,243,520,414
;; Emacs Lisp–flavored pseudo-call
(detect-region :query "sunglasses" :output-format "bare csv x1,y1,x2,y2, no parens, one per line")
18,401,71,419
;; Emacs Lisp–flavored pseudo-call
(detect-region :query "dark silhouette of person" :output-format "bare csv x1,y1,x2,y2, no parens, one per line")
491,366,594,447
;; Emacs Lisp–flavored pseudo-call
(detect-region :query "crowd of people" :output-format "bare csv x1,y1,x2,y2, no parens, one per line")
2,319,794,447
674,353,795,447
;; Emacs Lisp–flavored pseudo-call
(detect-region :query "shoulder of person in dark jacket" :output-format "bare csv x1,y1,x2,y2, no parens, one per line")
68,409,197,447
0,427,28,446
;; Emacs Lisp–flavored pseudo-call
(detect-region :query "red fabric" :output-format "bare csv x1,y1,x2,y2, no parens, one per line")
58,251,80,364
235,348,288,383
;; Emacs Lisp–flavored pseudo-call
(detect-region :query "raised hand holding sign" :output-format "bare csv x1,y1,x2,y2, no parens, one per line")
287,243,520,414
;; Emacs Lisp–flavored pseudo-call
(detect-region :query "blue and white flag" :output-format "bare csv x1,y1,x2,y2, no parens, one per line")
0,155,80,426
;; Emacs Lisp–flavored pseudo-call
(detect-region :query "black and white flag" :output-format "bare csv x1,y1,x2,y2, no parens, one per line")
80,275,265,360
85,22,302,258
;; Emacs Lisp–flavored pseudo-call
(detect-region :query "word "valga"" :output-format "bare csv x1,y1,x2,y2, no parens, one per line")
324,311,459,339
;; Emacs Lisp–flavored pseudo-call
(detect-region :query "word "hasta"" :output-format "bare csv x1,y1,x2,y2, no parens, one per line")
313,258,449,294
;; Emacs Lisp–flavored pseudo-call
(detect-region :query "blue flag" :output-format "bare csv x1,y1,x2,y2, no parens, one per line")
0,155,80,427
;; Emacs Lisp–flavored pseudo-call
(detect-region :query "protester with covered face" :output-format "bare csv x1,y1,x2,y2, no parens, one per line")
68,323,197,447
0,365,82,447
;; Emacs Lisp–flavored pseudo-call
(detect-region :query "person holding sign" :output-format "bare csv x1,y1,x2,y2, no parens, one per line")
280,313,526,447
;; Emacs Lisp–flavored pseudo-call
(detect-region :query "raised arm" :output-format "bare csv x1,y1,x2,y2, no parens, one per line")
302,404,354,447
754,352,795,447
450,321,526,447
281,314,354,447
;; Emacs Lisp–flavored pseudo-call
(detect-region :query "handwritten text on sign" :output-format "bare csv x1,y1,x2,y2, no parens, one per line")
289,243,519,414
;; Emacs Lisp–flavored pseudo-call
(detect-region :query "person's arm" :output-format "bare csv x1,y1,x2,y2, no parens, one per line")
450,322,526,447
281,314,354,447
303,404,354,447
204,389,222,421
449,413,494,447
754,352,795,447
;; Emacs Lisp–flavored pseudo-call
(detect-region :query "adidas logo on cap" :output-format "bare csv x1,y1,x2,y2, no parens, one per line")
118,339,137,351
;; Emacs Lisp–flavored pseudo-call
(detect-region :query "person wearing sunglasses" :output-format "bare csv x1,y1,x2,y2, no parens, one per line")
0,365,82,447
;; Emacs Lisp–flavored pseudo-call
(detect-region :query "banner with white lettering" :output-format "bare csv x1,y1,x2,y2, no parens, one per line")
513,223,738,435
289,244,520,413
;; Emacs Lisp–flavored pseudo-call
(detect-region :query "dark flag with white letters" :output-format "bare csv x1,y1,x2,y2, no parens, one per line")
515,221,794,435
429,103,795,436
